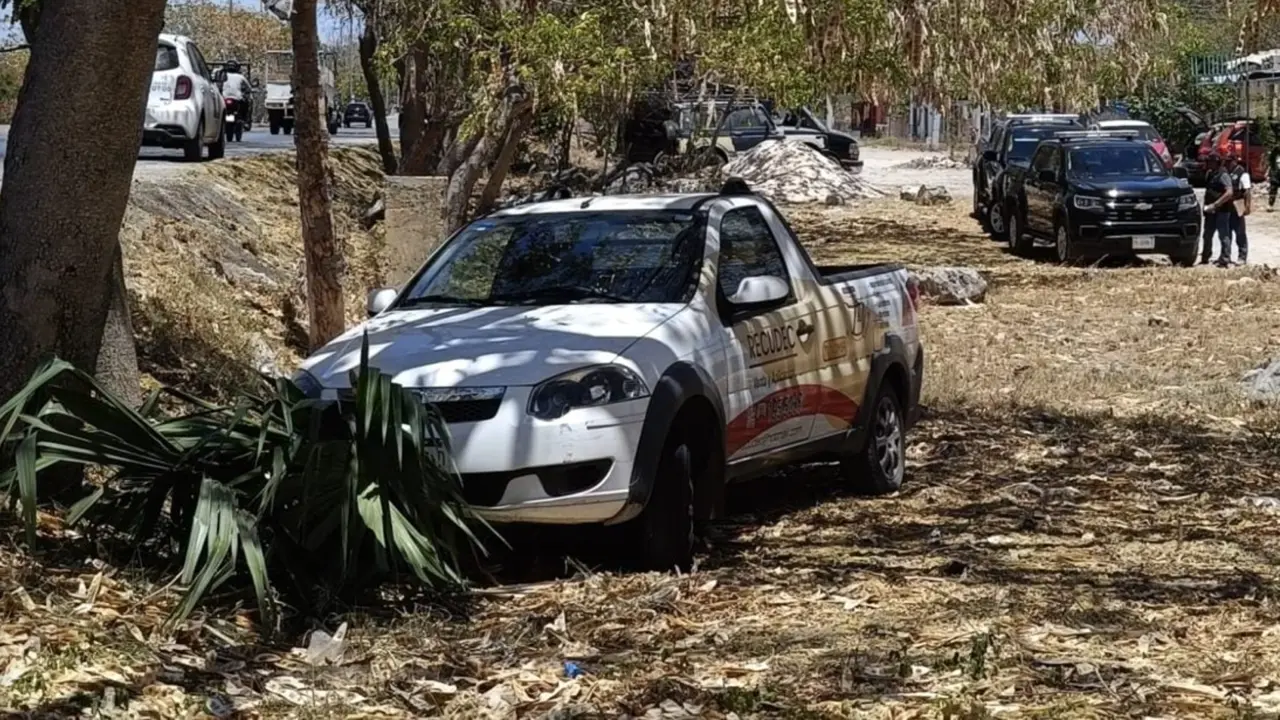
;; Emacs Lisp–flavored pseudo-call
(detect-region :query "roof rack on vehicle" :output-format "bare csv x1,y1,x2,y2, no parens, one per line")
1007,113,1080,119
1051,129,1141,140
721,177,753,195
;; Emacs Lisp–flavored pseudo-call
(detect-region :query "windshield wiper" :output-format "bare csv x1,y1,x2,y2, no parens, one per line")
398,294,487,307
490,286,630,304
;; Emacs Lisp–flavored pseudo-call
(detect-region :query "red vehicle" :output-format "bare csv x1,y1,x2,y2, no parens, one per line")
1091,119,1173,166
1177,109,1277,184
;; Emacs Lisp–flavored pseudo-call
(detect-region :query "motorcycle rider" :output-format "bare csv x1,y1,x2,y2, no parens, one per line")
221,60,251,127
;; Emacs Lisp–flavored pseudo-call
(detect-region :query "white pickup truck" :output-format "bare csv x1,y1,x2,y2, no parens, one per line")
295,181,924,570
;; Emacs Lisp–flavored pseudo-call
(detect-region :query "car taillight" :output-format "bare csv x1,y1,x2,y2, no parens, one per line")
225,97,236,108
174,75,192,100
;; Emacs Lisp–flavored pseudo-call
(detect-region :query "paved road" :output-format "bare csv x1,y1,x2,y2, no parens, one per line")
0,116,396,179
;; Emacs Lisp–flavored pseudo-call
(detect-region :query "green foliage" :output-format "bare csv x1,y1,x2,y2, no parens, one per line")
0,334,494,628
1124,80,1237,154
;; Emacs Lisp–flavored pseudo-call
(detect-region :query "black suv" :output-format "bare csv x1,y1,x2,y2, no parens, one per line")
973,114,1083,239
344,101,372,129
1002,130,1200,265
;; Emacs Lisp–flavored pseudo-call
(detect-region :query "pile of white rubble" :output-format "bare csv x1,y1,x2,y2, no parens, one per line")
721,140,885,204
891,154,970,170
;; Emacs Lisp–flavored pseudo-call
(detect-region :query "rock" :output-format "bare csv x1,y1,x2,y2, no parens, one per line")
911,266,988,305
899,185,919,202
1148,315,1170,327
824,192,843,206
721,140,885,203
1243,358,1280,401
361,196,385,229
915,185,952,205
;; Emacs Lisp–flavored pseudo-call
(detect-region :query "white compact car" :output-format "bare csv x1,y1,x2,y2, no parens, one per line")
145,34,226,162
296,183,924,570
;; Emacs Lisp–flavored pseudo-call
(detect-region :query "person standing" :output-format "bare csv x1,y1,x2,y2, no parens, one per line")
1225,152,1251,265
1201,152,1235,265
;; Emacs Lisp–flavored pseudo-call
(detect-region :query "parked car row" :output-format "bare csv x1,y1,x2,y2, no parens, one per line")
972,114,1201,266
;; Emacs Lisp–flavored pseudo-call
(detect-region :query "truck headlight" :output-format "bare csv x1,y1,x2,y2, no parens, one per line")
1073,195,1104,210
528,365,649,420
1178,193,1198,210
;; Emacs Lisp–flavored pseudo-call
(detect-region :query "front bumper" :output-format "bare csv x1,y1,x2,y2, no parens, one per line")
1069,211,1200,256
327,385,648,525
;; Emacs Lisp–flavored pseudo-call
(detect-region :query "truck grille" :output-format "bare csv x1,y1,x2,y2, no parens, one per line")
336,389,504,424
1104,198,1179,223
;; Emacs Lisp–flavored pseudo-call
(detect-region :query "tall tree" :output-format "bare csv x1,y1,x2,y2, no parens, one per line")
291,0,346,349
0,0,163,404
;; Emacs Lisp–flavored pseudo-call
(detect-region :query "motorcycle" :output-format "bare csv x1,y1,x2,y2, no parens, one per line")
224,98,246,143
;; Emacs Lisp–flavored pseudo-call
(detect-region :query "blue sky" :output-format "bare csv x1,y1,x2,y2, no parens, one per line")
225,0,358,42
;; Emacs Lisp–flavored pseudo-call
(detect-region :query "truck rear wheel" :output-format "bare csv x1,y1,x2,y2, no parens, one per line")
282,121,293,135
624,437,694,572
840,384,906,495
270,121,280,135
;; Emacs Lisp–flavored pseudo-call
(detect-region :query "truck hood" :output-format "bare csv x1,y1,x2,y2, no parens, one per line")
299,303,684,389
1073,176,1191,197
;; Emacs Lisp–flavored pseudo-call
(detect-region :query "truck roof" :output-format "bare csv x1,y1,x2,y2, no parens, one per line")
489,193,719,217
157,33,190,46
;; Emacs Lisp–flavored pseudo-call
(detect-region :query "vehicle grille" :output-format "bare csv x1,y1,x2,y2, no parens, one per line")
1104,198,1179,223
336,390,503,424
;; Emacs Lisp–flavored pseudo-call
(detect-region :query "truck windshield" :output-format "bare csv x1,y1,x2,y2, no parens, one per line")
399,211,705,307
1068,146,1167,178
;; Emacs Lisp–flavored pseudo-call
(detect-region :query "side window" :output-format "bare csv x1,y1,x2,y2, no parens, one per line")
1047,147,1062,177
1030,146,1051,172
727,108,761,131
187,43,211,79
717,207,790,302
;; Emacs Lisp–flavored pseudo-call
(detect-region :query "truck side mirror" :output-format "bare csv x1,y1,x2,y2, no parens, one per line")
727,275,789,307
367,288,398,317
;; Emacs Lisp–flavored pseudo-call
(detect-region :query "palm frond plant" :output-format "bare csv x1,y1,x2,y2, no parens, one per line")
0,333,497,629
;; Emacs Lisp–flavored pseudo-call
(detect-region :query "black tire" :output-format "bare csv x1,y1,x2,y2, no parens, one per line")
366,121,372,129
1006,203,1031,255
234,126,243,143
1054,221,1080,265
1171,249,1196,267
207,120,226,160
987,200,1007,241
329,123,339,135
840,384,906,495
283,121,293,135
183,121,204,162
344,121,351,128
225,123,236,143
270,121,280,135
625,439,694,572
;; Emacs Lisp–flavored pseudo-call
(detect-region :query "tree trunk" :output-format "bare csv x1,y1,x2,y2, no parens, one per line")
291,0,345,350
0,0,165,405
8,3,142,408
443,83,532,232
359,20,397,175
96,245,142,407
476,107,534,216
436,130,479,178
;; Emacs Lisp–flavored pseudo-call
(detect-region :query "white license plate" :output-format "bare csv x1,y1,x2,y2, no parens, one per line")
1132,236,1156,250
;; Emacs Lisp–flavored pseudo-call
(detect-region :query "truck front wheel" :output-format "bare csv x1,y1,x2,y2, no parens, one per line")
625,438,695,572
840,383,906,495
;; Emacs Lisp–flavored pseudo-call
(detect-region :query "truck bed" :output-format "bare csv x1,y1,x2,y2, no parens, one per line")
814,263,906,285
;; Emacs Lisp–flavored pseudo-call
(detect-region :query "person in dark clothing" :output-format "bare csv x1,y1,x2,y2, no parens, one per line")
1225,153,1251,265
1201,152,1235,265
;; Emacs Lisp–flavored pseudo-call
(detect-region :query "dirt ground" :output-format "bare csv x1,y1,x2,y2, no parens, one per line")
6,147,1280,719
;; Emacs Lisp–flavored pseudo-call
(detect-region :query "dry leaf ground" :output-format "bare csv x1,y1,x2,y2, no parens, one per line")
5,158,1280,718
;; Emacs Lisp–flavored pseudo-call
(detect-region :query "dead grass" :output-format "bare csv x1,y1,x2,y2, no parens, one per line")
6,176,1280,717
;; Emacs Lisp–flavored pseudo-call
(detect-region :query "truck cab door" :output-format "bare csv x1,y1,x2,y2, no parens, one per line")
711,200,821,466
725,107,770,153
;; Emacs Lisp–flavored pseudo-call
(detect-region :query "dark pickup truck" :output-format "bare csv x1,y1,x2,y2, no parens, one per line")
973,114,1083,240
1001,130,1201,266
